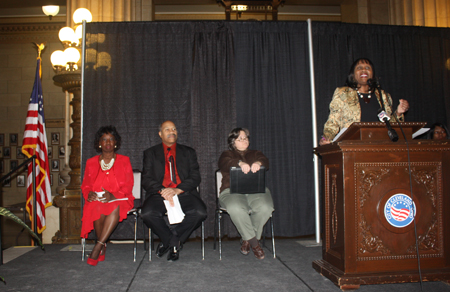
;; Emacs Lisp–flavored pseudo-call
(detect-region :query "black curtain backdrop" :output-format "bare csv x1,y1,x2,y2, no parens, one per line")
231,22,315,237
82,21,450,239
83,22,236,238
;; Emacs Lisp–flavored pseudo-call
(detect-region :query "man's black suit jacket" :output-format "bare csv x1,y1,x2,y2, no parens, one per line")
142,143,201,199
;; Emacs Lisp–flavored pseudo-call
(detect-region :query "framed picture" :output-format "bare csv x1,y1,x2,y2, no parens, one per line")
50,174,53,186
0,160,3,173
10,160,18,171
58,174,65,185
17,174,25,187
10,133,18,146
59,146,65,158
51,159,59,172
3,176,11,187
51,132,60,145
47,146,52,158
3,147,11,159
17,146,25,159
0,133,4,146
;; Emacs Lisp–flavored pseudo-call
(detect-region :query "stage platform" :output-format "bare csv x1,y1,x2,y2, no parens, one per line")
0,238,448,291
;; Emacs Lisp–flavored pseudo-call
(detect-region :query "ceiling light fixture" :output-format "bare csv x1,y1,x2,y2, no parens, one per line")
42,5,60,20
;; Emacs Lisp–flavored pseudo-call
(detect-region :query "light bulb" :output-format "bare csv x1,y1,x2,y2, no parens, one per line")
75,25,83,40
59,27,76,43
73,8,92,24
51,50,66,66
64,47,81,63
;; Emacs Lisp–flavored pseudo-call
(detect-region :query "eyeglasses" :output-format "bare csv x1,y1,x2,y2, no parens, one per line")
236,137,248,142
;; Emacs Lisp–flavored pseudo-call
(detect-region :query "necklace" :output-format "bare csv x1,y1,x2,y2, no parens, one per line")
356,89,371,104
101,158,115,171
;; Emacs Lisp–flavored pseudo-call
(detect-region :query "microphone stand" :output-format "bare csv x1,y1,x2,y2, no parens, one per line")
379,87,424,292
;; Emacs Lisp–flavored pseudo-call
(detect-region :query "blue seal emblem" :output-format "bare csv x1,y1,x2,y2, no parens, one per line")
384,193,416,228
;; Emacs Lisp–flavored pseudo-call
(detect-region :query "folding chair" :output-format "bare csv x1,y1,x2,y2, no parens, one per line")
213,169,276,260
82,170,143,262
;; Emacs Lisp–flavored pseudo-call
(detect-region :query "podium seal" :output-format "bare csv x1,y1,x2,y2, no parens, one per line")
384,193,416,228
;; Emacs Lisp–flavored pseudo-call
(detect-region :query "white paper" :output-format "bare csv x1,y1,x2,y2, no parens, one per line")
107,198,129,203
332,128,348,142
96,191,129,203
96,191,105,198
413,128,430,139
164,195,185,224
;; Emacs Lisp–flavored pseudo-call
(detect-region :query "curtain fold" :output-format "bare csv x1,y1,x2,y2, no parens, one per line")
232,22,315,236
190,22,237,236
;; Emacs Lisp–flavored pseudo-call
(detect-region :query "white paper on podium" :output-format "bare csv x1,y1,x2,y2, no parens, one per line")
413,128,429,139
332,128,348,142
164,195,185,224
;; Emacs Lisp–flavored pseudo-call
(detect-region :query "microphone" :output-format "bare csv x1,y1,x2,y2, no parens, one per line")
377,109,399,142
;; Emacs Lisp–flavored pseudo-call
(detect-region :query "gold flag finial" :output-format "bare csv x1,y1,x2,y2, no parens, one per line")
32,42,46,58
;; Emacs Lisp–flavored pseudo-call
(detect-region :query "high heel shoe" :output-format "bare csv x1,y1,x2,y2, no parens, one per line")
87,241,106,266
87,257,99,266
98,241,107,262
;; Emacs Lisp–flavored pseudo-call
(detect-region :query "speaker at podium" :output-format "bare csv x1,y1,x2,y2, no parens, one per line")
313,122,450,290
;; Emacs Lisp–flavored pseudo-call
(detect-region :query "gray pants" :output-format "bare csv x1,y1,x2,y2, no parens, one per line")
219,188,274,241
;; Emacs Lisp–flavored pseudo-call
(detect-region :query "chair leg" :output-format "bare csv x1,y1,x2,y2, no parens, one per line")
133,211,138,262
201,221,205,260
148,228,152,261
81,238,85,261
270,216,276,259
140,210,148,252
218,211,222,260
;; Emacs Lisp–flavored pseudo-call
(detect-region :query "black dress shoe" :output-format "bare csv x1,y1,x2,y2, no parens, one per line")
167,246,179,262
156,242,170,258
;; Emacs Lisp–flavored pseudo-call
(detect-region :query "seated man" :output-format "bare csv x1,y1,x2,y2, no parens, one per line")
141,120,207,261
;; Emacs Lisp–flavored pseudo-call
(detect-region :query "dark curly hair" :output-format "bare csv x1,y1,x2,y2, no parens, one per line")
345,58,378,90
426,122,449,139
94,125,122,153
227,128,250,150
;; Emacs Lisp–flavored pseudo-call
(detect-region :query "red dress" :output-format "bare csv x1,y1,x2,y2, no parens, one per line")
81,154,134,238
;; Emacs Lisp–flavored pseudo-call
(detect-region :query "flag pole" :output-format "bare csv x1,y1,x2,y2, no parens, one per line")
32,157,37,246
23,42,51,244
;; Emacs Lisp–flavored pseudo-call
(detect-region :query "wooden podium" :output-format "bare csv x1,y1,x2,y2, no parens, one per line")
313,122,450,290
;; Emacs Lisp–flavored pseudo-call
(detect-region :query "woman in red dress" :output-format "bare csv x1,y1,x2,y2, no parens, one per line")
81,125,134,266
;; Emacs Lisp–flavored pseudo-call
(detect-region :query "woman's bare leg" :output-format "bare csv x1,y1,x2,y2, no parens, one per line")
90,207,120,260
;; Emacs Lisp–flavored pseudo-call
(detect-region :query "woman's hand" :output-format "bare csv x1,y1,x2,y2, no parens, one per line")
396,99,409,115
251,162,261,173
319,136,331,146
239,162,251,174
101,188,116,202
87,191,98,202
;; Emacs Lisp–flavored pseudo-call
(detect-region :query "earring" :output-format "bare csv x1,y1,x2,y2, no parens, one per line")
114,145,117,148
99,145,101,148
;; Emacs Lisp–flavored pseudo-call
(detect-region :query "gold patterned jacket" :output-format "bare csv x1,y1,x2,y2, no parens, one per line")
322,86,404,141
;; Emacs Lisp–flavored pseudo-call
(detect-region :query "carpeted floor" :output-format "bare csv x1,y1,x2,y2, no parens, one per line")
0,238,449,292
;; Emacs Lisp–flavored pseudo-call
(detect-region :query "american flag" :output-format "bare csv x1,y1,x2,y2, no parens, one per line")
390,206,410,221
22,57,52,234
